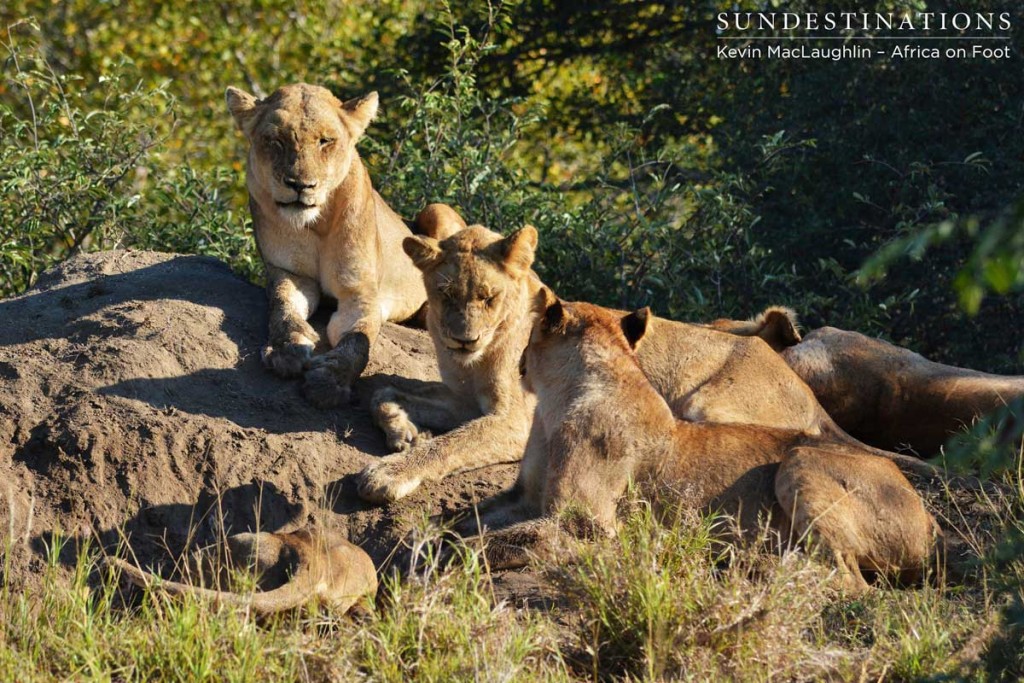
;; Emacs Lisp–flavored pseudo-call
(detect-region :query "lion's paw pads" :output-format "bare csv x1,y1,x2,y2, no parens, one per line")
387,429,431,452
262,342,313,378
380,416,422,452
302,365,352,409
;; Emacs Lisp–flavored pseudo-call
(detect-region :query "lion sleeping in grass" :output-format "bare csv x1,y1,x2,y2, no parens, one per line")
106,528,376,615
711,307,1024,455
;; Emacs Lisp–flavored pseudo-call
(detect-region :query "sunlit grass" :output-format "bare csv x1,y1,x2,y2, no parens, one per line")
0,454,1018,681
0,526,568,682
546,493,1001,682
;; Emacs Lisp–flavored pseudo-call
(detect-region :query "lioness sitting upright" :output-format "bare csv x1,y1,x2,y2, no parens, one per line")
226,83,464,406
472,297,940,593
357,223,935,503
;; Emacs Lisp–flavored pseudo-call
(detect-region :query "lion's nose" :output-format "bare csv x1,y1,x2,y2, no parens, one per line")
284,177,318,191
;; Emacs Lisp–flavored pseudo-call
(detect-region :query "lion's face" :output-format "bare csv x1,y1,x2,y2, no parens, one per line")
226,83,379,229
404,225,539,365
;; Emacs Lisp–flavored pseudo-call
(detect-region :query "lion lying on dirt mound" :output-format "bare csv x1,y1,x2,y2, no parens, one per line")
226,82,464,407
711,308,1024,455
356,224,937,503
106,528,376,615
467,296,941,593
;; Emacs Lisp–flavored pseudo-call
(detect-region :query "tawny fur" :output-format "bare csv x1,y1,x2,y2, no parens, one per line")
358,225,542,502
708,305,802,351
106,529,376,615
475,299,940,594
356,222,936,504
715,306,1024,455
226,83,462,408
783,326,1024,454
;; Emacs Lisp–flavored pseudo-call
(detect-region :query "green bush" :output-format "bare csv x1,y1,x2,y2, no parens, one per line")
5,2,1022,372
0,27,258,295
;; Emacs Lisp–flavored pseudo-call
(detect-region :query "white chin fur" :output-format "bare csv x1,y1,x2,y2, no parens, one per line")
452,349,485,366
278,205,322,229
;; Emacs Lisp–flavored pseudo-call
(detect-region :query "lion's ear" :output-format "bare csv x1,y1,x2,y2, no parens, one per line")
225,86,260,136
342,91,379,138
708,305,801,351
756,306,801,351
621,307,650,349
542,299,566,331
414,203,467,241
403,235,442,271
532,286,557,318
499,225,539,275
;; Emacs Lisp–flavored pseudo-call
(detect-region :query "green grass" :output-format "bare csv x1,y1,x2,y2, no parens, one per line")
0,478,1015,682
550,502,999,682
357,545,568,683
0,529,569,683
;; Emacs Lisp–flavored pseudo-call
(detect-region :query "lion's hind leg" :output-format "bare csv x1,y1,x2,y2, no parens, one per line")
775,447,936,593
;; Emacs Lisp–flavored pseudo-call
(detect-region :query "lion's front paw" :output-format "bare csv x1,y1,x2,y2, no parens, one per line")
384,421,422,452
374,402,430,452
301,346,366,408
302,361,353,409
262,342,313,378
357,455,423,504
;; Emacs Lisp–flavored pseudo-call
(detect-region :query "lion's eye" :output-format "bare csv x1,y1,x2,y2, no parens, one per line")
319,137,335,148
268,139,284,151
484,295,497,306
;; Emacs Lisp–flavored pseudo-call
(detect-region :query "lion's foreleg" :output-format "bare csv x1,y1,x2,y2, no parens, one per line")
512,415,550,514
357,410,532,503
371,383,480,452
303,296,382,408
262,266,321,378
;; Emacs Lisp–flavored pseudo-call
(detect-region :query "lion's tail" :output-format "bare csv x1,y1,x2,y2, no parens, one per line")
105,556,320,614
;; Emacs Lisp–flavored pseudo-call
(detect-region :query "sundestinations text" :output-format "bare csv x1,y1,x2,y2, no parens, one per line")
717,12,1012,33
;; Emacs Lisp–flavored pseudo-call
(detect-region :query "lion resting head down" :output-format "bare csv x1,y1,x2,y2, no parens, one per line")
403,225,540,366
712,306,1024,455
107,528,377,615
226,83,379,230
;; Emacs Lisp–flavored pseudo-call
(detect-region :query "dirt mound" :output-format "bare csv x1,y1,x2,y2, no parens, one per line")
0,250,517,587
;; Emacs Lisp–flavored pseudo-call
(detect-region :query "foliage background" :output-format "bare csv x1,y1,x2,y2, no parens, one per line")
1,0,1022,374
4,2,1024,677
